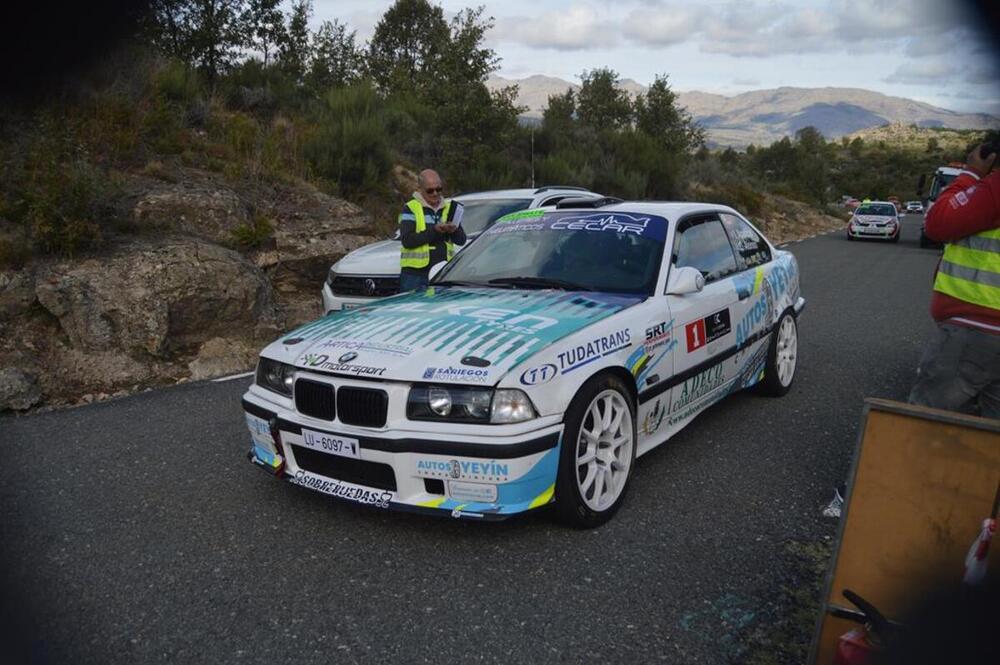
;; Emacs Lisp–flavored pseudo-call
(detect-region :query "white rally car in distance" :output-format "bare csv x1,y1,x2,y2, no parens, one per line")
243,201,804,527
846,201,900,242
322,187,603,313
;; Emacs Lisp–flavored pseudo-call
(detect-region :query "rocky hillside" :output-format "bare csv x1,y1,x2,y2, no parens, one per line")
0,166,379,412
488,75,999,146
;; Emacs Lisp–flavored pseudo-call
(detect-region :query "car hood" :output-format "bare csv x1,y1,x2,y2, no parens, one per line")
333,239,400,275
271,287,645,384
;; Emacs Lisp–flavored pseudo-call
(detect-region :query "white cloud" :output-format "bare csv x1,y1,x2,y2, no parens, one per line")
883,61,957,84
621,6,706,46
493,6,611,51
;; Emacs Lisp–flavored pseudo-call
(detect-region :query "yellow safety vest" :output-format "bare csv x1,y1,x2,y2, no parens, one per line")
933,228,1000,310
399,199,454,270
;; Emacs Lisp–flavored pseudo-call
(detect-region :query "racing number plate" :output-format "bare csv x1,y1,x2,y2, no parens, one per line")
300,428,361,459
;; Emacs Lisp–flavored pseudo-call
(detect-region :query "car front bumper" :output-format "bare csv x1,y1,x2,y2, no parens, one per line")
848,225,897,239
242,392,563,521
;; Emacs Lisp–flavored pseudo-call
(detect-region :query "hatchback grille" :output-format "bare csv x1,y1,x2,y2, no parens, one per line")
337,387,389,428
329,275,400,297
292,445,397,491
295,379,335,420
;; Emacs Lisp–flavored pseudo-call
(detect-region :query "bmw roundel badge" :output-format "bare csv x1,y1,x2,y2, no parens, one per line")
338,351,358,363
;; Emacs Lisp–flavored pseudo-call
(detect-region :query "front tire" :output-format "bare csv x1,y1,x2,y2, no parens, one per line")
554,374,637,528
756,311,798,397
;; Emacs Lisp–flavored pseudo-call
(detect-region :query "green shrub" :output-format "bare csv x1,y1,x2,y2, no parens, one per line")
230,214,274,248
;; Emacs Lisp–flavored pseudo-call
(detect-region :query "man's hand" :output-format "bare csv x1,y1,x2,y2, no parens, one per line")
966,142,997,178
434,223,456,234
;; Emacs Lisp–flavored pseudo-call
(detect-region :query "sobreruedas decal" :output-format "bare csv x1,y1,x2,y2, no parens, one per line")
685,308,731,352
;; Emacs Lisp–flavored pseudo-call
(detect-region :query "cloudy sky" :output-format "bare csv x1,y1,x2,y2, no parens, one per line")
313,0,1000,114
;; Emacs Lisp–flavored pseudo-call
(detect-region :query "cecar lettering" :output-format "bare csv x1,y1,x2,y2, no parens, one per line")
551,213,651,236
379,303,558,332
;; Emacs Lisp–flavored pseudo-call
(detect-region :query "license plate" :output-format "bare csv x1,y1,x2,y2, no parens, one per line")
865,228,883,234
300,428,361,459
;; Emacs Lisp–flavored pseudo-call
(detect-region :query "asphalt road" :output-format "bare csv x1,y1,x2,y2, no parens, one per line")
1,213,942,664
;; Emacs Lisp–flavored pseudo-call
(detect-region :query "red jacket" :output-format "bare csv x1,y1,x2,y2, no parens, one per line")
925,170,1000,333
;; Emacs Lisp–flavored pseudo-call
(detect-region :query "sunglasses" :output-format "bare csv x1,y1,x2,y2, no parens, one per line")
424,187,443,194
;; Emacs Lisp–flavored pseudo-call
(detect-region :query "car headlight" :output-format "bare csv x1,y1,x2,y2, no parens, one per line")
256,357,295,396
327,266,338,286
407,386,535,424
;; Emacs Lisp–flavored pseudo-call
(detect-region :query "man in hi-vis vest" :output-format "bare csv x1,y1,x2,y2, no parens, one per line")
398,169,466,292
910,136,1000,419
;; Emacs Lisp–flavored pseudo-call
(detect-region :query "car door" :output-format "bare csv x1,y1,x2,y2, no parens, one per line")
664,214,743,425
720,212,778,390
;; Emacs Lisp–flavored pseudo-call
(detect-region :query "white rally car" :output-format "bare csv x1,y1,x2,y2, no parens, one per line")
846,201,900,242
242,201,804,527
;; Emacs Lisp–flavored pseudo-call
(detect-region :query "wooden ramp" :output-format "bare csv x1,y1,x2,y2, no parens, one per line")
810,399,1000,663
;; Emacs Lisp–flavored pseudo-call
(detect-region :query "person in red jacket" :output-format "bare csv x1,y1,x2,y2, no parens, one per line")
908,137,1000,419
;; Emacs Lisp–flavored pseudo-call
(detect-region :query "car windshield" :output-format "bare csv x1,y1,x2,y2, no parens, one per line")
457,198,533,235
435,210,666,295
856,204,896,216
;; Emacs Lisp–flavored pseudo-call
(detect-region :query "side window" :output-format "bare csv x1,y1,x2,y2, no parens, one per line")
540,196,566,207
672,217,738,283
721,214,771,270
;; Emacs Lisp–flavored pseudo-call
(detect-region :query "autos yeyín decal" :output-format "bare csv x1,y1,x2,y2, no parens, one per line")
735,277,774,348
284,288,644,376
416,446,560,516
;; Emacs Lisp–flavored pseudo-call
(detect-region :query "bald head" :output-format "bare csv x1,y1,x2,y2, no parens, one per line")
417,169,444,206
417,169,441,189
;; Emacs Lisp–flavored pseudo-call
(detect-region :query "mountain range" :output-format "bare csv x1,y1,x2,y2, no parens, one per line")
486,75,999,147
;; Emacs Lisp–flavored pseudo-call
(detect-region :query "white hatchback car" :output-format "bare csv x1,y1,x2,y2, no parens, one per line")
243,201,804,527
846,201,900,242
321,187,603,313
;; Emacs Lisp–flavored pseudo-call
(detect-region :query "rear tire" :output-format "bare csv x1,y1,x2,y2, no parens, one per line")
756,311,798,397
554,374,637,528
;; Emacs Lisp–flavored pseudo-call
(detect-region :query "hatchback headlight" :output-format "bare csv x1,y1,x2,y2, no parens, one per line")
256,357,295,396
407,386,536,424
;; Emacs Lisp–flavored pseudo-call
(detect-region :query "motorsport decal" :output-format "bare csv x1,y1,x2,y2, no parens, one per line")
316,339,413,357
670,363,726,414
487,211,669,241
557,329,631,374
642,399,666,436
415,459,511,482
644,320,675,352
299,353,387,377
422,366,490,383
685,308,732,352
289,469,394,508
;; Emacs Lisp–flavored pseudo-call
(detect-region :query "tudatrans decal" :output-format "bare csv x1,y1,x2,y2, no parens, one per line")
642,399,666,435
557,329,632,374
298,353,387,377
415,458,510,482
290,469,394,508
670,363,726,414
685,308,732,352
422,366,490,383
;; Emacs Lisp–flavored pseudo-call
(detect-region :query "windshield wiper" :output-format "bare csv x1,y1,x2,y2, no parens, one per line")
487,276,592,291
433,279,486,288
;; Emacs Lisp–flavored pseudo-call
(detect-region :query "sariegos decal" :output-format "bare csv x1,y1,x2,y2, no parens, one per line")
422,366,491,383
685,308,732,352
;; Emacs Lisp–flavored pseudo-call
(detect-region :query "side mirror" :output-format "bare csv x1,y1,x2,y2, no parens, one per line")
666,266,705,296
428,261,447,282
